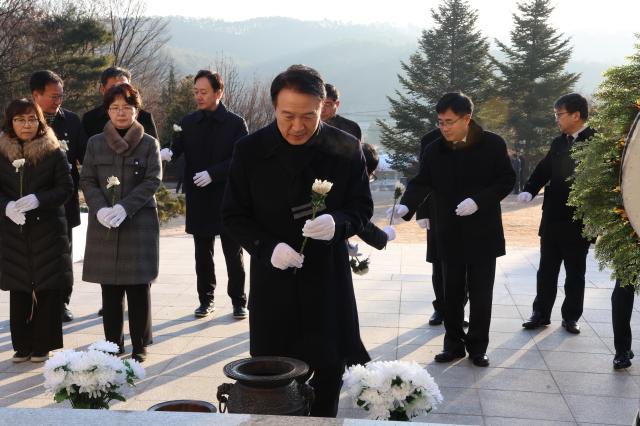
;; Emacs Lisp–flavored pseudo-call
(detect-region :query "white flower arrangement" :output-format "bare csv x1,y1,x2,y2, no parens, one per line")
43,340,145,409
342,360,443,421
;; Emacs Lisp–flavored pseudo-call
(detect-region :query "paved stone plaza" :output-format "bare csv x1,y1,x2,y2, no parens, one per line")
0,235,638,425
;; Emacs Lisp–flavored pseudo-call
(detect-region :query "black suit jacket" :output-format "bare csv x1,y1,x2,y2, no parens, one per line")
82,105,158,140
51,108,87,228
415,128,441,262
523,127,595,242
325,114,362,141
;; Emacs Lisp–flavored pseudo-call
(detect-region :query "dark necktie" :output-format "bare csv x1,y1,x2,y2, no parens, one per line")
567,135,575,144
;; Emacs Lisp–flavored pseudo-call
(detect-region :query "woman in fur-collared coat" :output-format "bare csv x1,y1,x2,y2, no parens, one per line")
80,83,161,363
0,99,73,363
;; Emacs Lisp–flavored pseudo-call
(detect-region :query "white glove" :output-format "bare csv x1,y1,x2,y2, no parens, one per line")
302,214,336,241
271,242,304,270
107,204,127,228
347,242,361,257
383,225,396,242
455,198,478,216
15,194,39,212
386,204,409,220
193,171,212,187
417,218,430,229
517,192,533,203
5,201,26,225
160,148,173,162
96,207,112,229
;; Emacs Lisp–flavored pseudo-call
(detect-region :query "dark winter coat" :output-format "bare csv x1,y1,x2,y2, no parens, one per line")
222,121,372,368
50,107,87,228
523,127,595,243
357,221,388,250
171,103,248,236
325,114,362,141
416,128,441,263
0,129,73,293
401,120,515,263
82,105,158,140
80,120,161,285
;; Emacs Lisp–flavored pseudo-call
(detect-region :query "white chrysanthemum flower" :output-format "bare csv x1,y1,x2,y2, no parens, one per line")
311,179,333,195
88,340,120,354
12,158,25,172
106,176,120,189
395,182,405,192
124,358,146,380
173,124,182,132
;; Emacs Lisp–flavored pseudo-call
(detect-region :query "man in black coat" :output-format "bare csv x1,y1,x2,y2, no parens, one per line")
520,93,595,334
30,70,87,323
222,65,372,417
389,92,515,367
82,67,158,139
161,70,248,319
321,83,362,141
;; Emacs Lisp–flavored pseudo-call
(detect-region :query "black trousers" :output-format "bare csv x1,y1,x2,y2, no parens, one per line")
62,225,73,305
612,279,635,354
101,284,152,354
305,362,345,418
431,259,445,312
442,259,496,355
10,289,63,354
193,232,246,307
532,230,590,321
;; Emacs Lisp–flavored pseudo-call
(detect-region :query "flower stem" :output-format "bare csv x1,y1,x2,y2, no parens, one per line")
389,199,397,226
294,208,317,275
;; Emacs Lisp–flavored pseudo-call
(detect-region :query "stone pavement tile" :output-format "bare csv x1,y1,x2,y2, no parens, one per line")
400,300,435,315
584,288,615,298
392,274,430,282
484,417,576,426
489,304,522,319
532,334,611,354
163,354,244,378
432,387,483,416
0,372,48,400
581,308,614,324
134,353,176,378
181,336,250,359
396,343,442,364
194,322,250,339
336,408,367,420
396,327,444,346
414,413,485,425
600,338,640,363
357,300,400,314
486,331,535,350
61,316,106,335
541,351,614,374
527,321,597,338
474,367,559,393
489,318,529,333
491,294,516,306
564,394,640,425
399,291,436,303
367,343,398,361
359,312,399,328
135,374,222,402
421,363,478,389
478,389,574,421
551,371,640,397
398,314,432,329
484,348,548,370
352,273,395,283
583,297,614,310
354,289,401,302
0,397,62,409
144,334,193,356
359,326,398,345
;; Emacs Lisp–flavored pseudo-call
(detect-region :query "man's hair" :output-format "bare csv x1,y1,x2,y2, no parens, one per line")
554,93,589,120
29,70,63,93
194,70,224,92
270,65,326,105
1,98,48,139
362,143,379,177
435,92,474,116
100,66,132,86
103,83,142,110
325,84,339,101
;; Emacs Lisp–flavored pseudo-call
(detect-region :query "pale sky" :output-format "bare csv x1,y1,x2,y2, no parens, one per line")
146,0,639,39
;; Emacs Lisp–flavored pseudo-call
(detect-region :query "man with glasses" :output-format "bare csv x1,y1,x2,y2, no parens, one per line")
519,93,595,334
30,70,87,323
321,84,362,141
388,92,514,367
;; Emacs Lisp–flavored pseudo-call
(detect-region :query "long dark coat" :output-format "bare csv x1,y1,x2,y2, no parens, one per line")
325,114,362,141
222,122,372,368
80,121,161,285
523,127,595,243
82,105,158,139
50,107,87,228
401,120,515,263
416,128,441,263
0,129,73,293
172,103,248,236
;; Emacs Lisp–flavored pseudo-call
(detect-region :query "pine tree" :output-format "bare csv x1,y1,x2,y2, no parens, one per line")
378,0,494,175
494,0,578,175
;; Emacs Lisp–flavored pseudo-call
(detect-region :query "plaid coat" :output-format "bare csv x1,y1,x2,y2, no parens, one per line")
80,120,161,285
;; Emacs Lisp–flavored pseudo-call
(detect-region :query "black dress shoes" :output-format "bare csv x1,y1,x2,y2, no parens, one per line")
561,319,580,334
522,313,551,329
613,350,634,370
429,310,443,326
62,304,74,322
195,303,215,318
470,353,490,367
233,305,248,319
434,349,466,363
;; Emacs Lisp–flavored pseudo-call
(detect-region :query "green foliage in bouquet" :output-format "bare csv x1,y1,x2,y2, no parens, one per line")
569,35,640,290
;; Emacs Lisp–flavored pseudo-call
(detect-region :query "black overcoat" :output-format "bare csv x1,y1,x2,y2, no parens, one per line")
325,114,362,141
172,103,248,236
401,120,515,263
0,129,73,293
523,127,595,243
222,122,372,368
50,107,87,228
415,128,441,263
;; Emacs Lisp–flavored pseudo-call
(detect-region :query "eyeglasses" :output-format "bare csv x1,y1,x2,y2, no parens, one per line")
108,105,135,114
437,116,464,128
47,95,64,102
13,117,39,126
554,111,570,119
